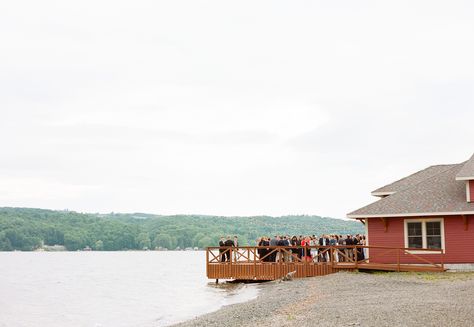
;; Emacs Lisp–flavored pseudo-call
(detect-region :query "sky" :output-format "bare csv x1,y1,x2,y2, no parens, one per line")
1,1,473,218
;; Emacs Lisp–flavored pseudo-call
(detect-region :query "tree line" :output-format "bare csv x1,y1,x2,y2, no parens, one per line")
0,207,364,251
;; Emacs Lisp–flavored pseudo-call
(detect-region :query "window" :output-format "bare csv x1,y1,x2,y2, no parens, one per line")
426,222,442,249
404,219,444,251
407,222,422,248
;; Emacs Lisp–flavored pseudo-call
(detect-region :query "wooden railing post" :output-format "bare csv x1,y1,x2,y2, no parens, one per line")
397,248,400,272
354,246,358,269
278,248,282,278
229,247,233,278
330,247,334,268
254,247,257,280
441,249,445,271
206,247,209,278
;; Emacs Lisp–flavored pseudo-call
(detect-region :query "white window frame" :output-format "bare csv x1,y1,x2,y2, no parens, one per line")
403,218,445,254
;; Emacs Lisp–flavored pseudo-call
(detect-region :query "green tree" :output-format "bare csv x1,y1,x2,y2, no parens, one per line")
64,233,85,251
197,236,212,249
94,240,104,251
153,234,172,249
136,232,151,249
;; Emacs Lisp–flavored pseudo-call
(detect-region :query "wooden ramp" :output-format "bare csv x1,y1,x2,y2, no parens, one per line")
206,245,445,281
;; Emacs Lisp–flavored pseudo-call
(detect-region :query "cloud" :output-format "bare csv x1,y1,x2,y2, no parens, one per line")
0,0,473,217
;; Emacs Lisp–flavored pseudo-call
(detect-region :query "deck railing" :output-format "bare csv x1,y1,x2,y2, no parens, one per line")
206,245,445,280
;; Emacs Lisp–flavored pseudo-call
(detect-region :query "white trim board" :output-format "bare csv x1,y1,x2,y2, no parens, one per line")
456,176,474,181
347,211,474,219
467,181,472,203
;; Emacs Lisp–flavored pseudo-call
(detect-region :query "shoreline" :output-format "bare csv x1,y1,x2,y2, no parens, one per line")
173,271,474,327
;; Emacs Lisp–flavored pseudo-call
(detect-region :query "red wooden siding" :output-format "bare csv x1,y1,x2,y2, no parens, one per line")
469,180,474,202
367,215,474,264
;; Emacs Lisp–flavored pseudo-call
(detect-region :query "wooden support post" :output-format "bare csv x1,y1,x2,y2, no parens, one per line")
206,248,209,278
462,215,469,231
330,247,334,268
397,248,400,272
441,249,445,271
380,217,389,232
354,247,358,269
254,248,257,280
229,247,233,278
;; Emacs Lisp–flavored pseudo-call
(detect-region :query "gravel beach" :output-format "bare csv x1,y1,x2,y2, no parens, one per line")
174,271,474,327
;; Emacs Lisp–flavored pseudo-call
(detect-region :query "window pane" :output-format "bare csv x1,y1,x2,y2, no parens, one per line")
426,222,441,236
408,236,423,248
427,236,442,249
407,222,422,236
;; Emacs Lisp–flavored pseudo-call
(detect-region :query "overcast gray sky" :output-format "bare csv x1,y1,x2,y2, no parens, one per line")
1,1,473,218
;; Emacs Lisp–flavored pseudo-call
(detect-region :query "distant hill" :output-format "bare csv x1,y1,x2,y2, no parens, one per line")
0,207,364,251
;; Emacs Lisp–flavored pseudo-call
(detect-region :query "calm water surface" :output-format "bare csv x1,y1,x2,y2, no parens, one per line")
0,251,259,327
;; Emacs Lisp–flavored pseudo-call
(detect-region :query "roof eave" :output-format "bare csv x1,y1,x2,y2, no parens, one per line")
455,176,474,181
370,191,396,197
347,211,474,219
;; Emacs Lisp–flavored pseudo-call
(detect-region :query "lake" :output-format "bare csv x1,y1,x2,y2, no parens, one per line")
0,251,259,327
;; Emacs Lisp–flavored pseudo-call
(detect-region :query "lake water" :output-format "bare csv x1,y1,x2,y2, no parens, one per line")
0,251,259,327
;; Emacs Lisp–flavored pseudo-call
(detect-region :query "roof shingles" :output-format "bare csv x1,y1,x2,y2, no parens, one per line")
348,163,474,218
456,153,474,180
371,164,457,195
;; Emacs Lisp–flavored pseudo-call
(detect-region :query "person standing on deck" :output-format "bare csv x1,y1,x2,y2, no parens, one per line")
301,236,312,261
291,236,299,261
345,234,354,261
269,236,278,262
224,236,234,262
310,236,318,262
297,236,303,259
339,235,345,262
283,235,291,262
256,237,263,261
233,236,239,262
318,234,330,262
261,237,270,262
219,237,226,262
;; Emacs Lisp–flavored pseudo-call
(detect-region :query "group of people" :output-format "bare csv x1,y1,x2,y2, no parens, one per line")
218,234,367,263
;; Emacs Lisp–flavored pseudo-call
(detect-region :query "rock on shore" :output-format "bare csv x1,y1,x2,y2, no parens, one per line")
174,271,474,327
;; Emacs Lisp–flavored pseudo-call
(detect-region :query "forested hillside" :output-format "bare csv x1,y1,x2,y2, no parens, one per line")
0,207,364,251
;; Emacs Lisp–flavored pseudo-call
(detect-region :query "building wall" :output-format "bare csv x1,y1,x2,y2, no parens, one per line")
367,215,474,264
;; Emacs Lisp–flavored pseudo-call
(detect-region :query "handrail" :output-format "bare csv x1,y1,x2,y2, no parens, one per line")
206,245,444,252
206,245,444,269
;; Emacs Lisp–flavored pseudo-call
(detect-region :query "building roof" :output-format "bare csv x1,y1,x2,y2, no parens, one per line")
348,163,474,218
371,164,458,197
456,153,474,181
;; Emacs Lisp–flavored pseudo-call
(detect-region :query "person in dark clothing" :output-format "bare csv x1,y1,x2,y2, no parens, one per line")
290,236,299,261
345,234,354,261
269,236,279,262
338,235,346,262
260,237,270,262
296,236,303,259
318,235,330,262
257,237,263,261
354,235,364,261
218,236,226,262
224,235,234,262
276,236,289,262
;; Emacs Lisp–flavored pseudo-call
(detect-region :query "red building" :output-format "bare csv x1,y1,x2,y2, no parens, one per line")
348,153,474,270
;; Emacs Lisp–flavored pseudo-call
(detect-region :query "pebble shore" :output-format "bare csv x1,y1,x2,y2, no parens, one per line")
174,271,474,327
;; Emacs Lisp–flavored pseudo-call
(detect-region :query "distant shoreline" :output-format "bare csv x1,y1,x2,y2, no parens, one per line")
174,271,474,327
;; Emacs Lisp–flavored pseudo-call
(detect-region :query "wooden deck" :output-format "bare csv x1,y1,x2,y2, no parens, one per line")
206,245,445,281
